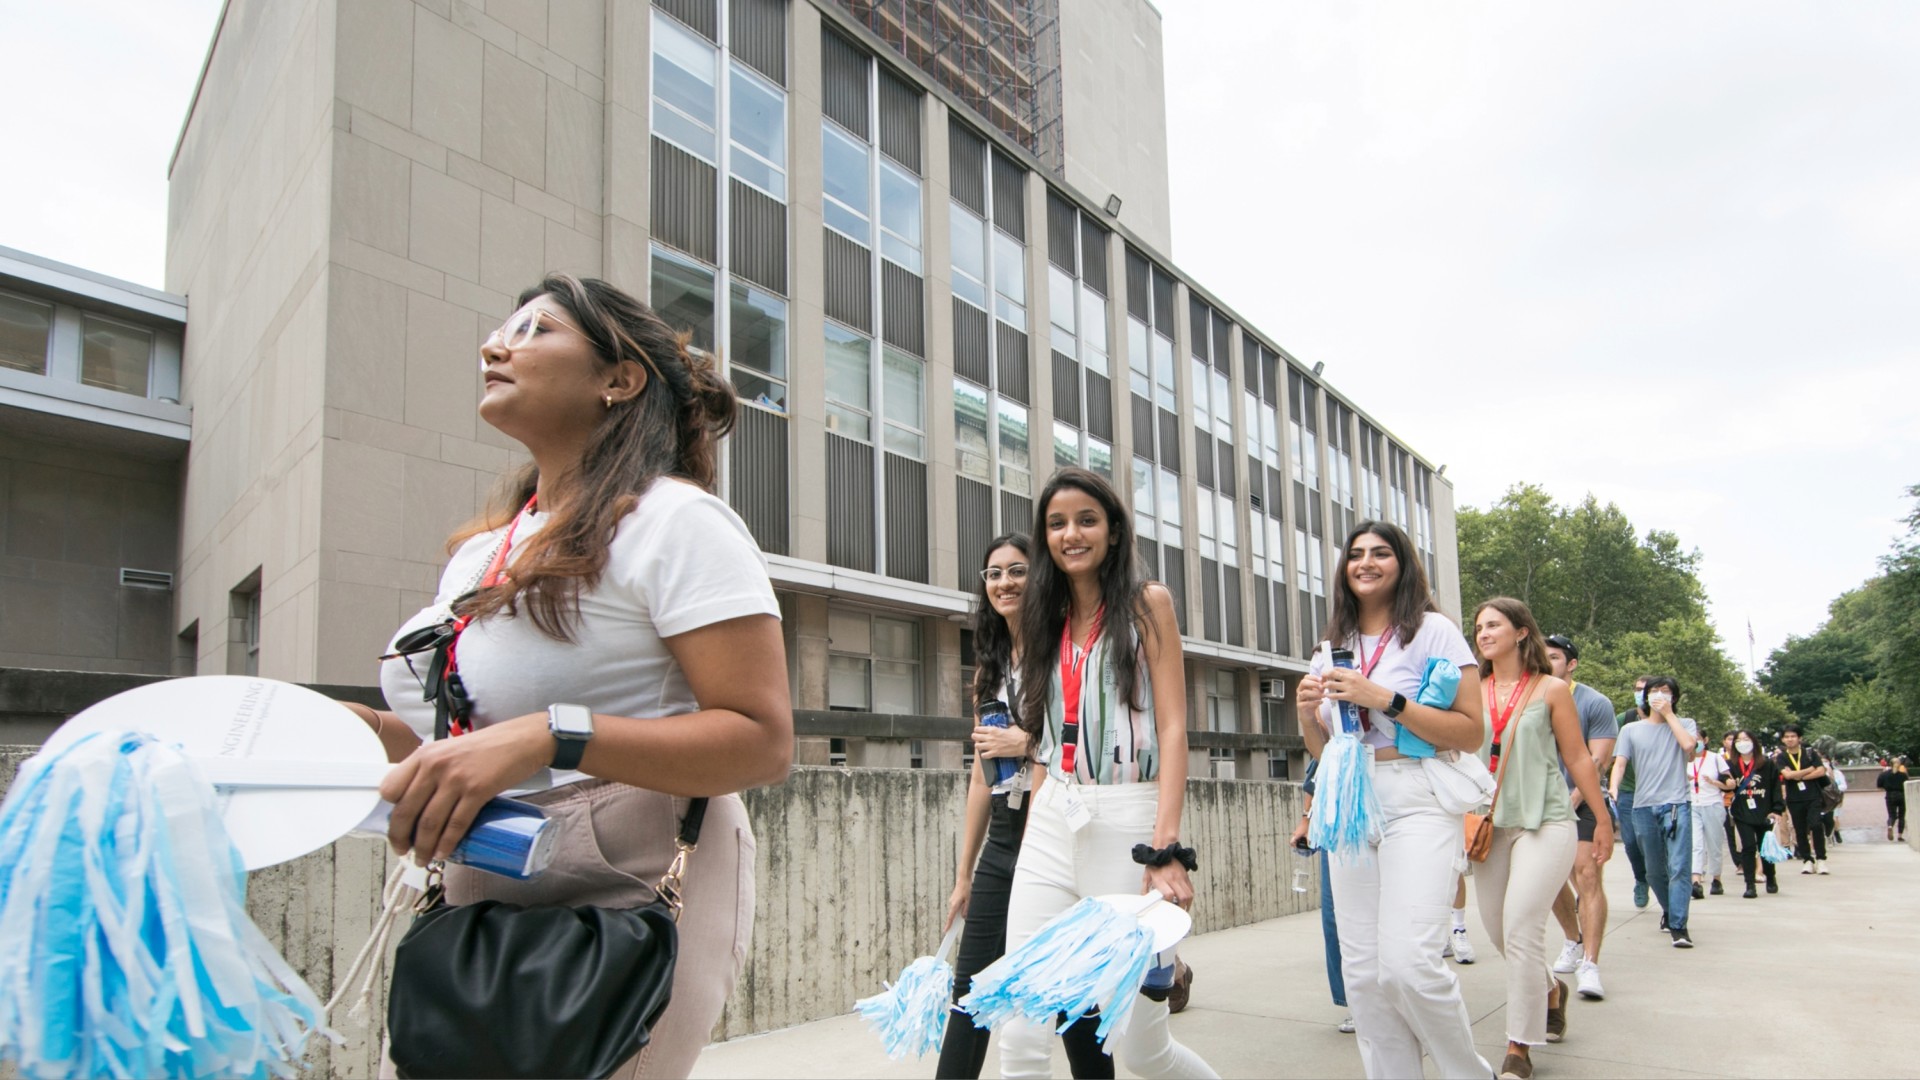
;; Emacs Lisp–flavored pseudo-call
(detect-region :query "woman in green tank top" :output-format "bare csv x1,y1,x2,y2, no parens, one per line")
1470,597,1613,1080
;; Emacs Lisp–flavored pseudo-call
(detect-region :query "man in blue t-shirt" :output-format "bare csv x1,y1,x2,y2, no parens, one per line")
1610,675,1700,948
1543,635,1619,998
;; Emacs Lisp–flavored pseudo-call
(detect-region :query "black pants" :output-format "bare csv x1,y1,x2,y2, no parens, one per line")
1786,800,1827,861
1721,805,1737,867
1731,817,1777,888
1889,797,1908,835
937,794,1112,1079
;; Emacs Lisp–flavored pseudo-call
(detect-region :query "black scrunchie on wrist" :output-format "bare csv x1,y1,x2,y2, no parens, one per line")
1130,842,1198,872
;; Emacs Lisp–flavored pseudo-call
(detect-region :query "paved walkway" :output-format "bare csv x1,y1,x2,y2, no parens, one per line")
693,836,1919,1078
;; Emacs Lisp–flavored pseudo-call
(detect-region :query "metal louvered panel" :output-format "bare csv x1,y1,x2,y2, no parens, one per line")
1046,192,1076,272
1131,396,1153,459
1137,536,1157,578
1151,268,1174,335
1000,492,1033,540
957,477,993,590
995,321,1029,404
1189,297,1210,361
949,120,986,214
1224,566,1244,647
730,0,785,84
1275,578,1293,656
823,229,872,330
1125,248,1149,321
1162,547,1187,633
1248,456,1262,509
1243,331,1260,385
877,71,921,172
651,138,717,263
826,433,875,572
1268,466,1284,516
884,453,928,583
1212,313,1233,374
1261,349,1279,406
1086,371,1113,440
1194,430,1213,488
1080,218,1108,295
730,180,786,292
821,29,868,138
953,299,989,384
1052,351,1080,426
657,0,716,39
729,404,789,555
1218,440,1236,497
990,152,1025,238
1158,408,1180,471
881,261,924,355
1254,575,1272,653
1202,557,1222,642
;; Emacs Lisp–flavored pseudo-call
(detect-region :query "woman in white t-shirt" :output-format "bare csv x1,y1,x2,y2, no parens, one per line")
1298,521,1490,1080
1689,740,1732,898
342,275,792,1079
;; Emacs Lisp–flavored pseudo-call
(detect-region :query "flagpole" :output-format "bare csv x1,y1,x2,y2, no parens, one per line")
1747,617,1756,683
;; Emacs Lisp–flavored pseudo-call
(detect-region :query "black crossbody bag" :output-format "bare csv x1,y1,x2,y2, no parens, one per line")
386,797,708,1079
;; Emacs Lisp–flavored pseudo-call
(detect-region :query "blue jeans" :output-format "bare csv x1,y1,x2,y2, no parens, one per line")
1627,800,1693,929
1319,849,1346,1007
1616,789,1648,887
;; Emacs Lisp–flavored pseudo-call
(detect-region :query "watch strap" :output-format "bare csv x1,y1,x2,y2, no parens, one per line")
1385,692,1407,719
547,703,592,771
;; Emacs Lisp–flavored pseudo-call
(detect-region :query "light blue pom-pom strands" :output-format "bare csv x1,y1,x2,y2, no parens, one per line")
854,922,963,1059
1307,642,1382,863
0,731,337,1080
958,894,1157,1044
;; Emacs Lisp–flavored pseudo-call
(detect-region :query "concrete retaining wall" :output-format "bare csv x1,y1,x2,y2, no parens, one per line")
0,750,1312,1066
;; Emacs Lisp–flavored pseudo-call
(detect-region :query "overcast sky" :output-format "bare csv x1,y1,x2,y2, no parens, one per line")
1156,0,1920,669
3,1,1915,670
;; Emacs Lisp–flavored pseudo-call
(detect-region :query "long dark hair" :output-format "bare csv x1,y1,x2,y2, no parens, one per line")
1732,729,1764,769
971,533,1032,710
1325,519,1440,649
451,274,736,640
1016,468,1151,740
1472,597,1553,679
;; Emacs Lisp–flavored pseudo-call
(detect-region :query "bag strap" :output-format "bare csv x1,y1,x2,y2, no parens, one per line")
654,797,709,921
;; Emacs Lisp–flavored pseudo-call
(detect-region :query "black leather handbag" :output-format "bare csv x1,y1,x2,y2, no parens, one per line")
386,798,708,1079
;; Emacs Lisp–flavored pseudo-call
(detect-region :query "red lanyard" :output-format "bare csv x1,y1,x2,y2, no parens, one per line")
443,495,537,735
1485,672,1531,770
1354,633,1393,731
1691,758,1701,794
1057,605,1105,780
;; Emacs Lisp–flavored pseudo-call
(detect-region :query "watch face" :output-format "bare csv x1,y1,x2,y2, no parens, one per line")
551,704,593,738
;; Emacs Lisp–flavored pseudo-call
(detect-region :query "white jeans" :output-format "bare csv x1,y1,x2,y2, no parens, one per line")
1691,800,1727,878
998,780,1219,1080
1328,757,1493,1080
1476,820,1576,1046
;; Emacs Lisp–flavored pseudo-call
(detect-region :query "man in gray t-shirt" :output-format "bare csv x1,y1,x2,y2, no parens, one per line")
1609,676,1701,946
1544,635,1621,996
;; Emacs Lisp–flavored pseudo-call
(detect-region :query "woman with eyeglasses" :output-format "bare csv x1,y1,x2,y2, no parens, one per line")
343,275,793,1079
938,536,1111,1079
1298,521,1490,1080
995,467,1218,1080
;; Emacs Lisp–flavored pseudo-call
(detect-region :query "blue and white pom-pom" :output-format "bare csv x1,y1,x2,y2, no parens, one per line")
0,731,337,1080
1308,641,1382,863
959,894,1157,1044
854,921,963,1059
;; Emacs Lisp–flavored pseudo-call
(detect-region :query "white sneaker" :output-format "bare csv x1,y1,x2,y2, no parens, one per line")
1801,861,1815,875
1816,860,1829,875
1552,939,1583,974
1338,1015,1356,1034
1575,958,1605,1000
1450,926,1476,964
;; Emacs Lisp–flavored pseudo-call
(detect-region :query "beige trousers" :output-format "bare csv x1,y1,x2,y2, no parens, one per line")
383,781,754,1079
1476,820,1576,1046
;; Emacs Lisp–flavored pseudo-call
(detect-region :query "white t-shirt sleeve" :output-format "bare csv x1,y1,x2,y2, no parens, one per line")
619,483,781,639
1417,612,1478,671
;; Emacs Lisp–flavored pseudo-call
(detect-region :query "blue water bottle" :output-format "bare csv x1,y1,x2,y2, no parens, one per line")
977,699,1021,786
1142,951,1176,1001
1330,648,1364,735
356,795,557,879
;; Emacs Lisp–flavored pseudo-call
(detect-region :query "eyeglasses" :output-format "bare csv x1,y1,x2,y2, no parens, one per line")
979,564,1029,584
485,307,584,352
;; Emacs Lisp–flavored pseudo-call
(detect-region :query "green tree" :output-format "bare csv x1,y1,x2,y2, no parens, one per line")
1817,680,1916,762
1580,615,1748,736
1759,624,1876,722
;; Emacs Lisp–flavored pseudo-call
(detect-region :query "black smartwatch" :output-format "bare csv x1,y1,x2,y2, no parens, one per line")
1383,692,1407,719
547,703,595,771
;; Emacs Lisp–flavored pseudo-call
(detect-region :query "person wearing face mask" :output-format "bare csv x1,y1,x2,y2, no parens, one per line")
1608,676,1699,947
1773,724,1831,874
1719,733,1740,858
1726,730,1783,897
1610,679,1654,910
1688,740,1732,899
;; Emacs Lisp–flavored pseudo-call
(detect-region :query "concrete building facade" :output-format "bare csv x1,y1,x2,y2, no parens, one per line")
18,0,1458,781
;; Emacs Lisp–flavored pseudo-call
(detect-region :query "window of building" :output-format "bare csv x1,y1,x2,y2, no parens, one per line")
1049,266,1076,358
80,316,153,397
824,322,871,441
1087,436,1113,481
949,206,987,309
822,123,871,240
878,160,922,272
1080,289,1108,375
1053,419,1079,470
649,246,716,352
827,608,922,714
1152,331,1176,412
997,397,1030,496
1207,669,1239,733
1133,456,1156,542
730,282,787,410
651,12,718,162
0,291,51,375
228,571,261,677
954,377,991,481
882,347,925,459
992,231,1026,330
729,61,787,200
1127,316,1150,399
